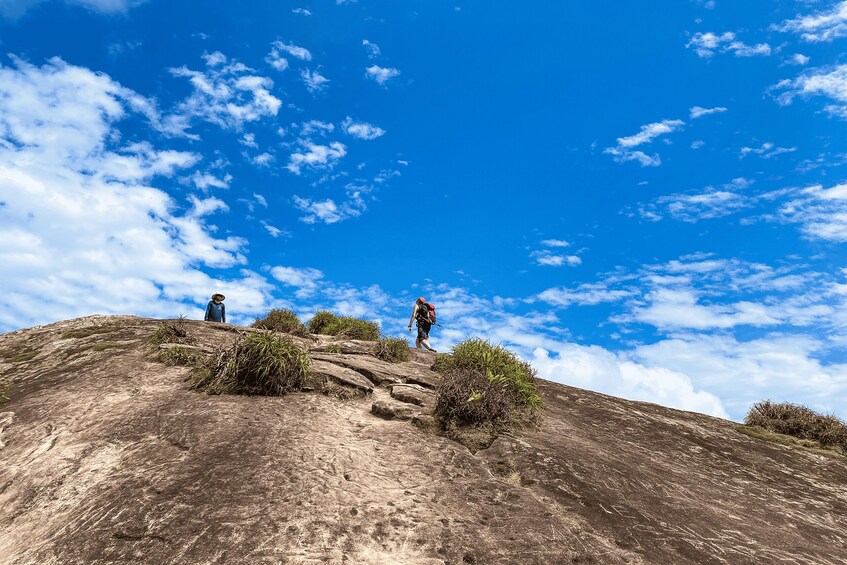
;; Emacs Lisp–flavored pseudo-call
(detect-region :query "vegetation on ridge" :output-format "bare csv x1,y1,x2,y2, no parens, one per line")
433,338,541,449
307,310,380,341
190,331,310,396
251,308,309,337
149,317,195,346
372,336,410,363
743,400,847,455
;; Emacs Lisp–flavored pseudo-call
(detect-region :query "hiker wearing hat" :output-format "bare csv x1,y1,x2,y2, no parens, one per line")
204,293,226,323
408,297,436,352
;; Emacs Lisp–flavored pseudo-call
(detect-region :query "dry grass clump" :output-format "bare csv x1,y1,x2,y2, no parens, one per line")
190,331,310,396
307,311,380,341
149,317,195,346
433,339,542,447
373,337,410,363
157,346,201,367
61,325,121,339
744,400,847,454
251,309,309,337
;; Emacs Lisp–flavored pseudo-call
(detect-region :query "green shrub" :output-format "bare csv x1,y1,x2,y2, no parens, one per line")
324,343,342,354
307,311,380,341
435,365,513,426
157,346,200,367
149,317,195,346
190,331,310,396
373,337,410,362
308,311,339,335
252,308,309,337
434,338,542,412
744,400,847,453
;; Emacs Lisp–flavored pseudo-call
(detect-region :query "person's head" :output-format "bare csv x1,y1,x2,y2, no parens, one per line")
417,296,426,305
212,293,225,303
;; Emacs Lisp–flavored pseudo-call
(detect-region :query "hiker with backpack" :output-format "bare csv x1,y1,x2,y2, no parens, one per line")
204,293,226,323
408,297,437,352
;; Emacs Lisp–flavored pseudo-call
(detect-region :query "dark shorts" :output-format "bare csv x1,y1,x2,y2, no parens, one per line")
416,320,431,341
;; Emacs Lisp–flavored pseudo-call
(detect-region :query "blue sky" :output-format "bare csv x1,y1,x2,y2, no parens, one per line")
2,0,847,421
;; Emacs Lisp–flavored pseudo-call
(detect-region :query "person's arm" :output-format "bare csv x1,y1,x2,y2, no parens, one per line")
204,301,211,321
408,304,419,331
221,304,226,324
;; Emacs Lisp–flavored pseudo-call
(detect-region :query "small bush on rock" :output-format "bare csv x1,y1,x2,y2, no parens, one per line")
744,400,847,453
252,309,309,337
435,366,512,426
434,338,542,413
157,346,200,367
0,379,10,405
373,337,410,362
308,311,338,335
307,311,380,341
191,331,310,396
150,317,195,346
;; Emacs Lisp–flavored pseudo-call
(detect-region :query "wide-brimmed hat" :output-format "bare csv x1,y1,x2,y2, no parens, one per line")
211,293,225,301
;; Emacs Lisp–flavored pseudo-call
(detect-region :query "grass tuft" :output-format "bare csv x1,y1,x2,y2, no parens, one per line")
433,338,542,439
373,337,410,363
324,343,342,354
0,348,39,363
743,400,847,454
251,309,309,337
149,317,195,346
190,331,310,396
307,311,380,341
157,346,200,367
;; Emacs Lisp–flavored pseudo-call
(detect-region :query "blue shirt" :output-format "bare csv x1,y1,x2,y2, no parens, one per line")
205,301,225,323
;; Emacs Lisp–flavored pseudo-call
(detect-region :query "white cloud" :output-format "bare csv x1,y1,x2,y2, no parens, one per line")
531,250,582,267
252,152,273,166
286,141,347,174
540,239,570,248
0,0,147,18
292,193,365,224
605,119,684,167
778,183,847,242
365,65,400,85
240,132,258,148
167,55,282,134
262,222,286,238
691,140,705,149
689,105,727,119
292,8,311,16
341,117,386,140
531,344,730,419
270,265,324,297
604,147,662,167
790,53,811,66
301,69,330,92
270,41,312,62
362,39,381,59
0,57,275,329
616,119,685,148
537,283,633,308
774,63,847,118
739,142,797,159
253,193,268,207
777,1,847,42
191,171,232,190
686,32,771,58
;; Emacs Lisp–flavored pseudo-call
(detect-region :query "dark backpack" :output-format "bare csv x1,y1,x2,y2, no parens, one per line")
419,302,436,324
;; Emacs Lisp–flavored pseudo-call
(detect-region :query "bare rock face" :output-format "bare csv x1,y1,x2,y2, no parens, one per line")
1,315,846,565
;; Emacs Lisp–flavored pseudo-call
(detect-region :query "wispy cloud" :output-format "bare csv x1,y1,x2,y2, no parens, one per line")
774,63,847,118
686,31,771,58
739,142,797,159
167,53,282,134
689,105,727,119
291,7,311,16
0,0,148,18
301,69,330,92
292,193,365,224
777,1,847,42
365,65,400,85
286,141,347,174
342,117,386,140
605,119,684,167
362,39,381,59
778,183,847,242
